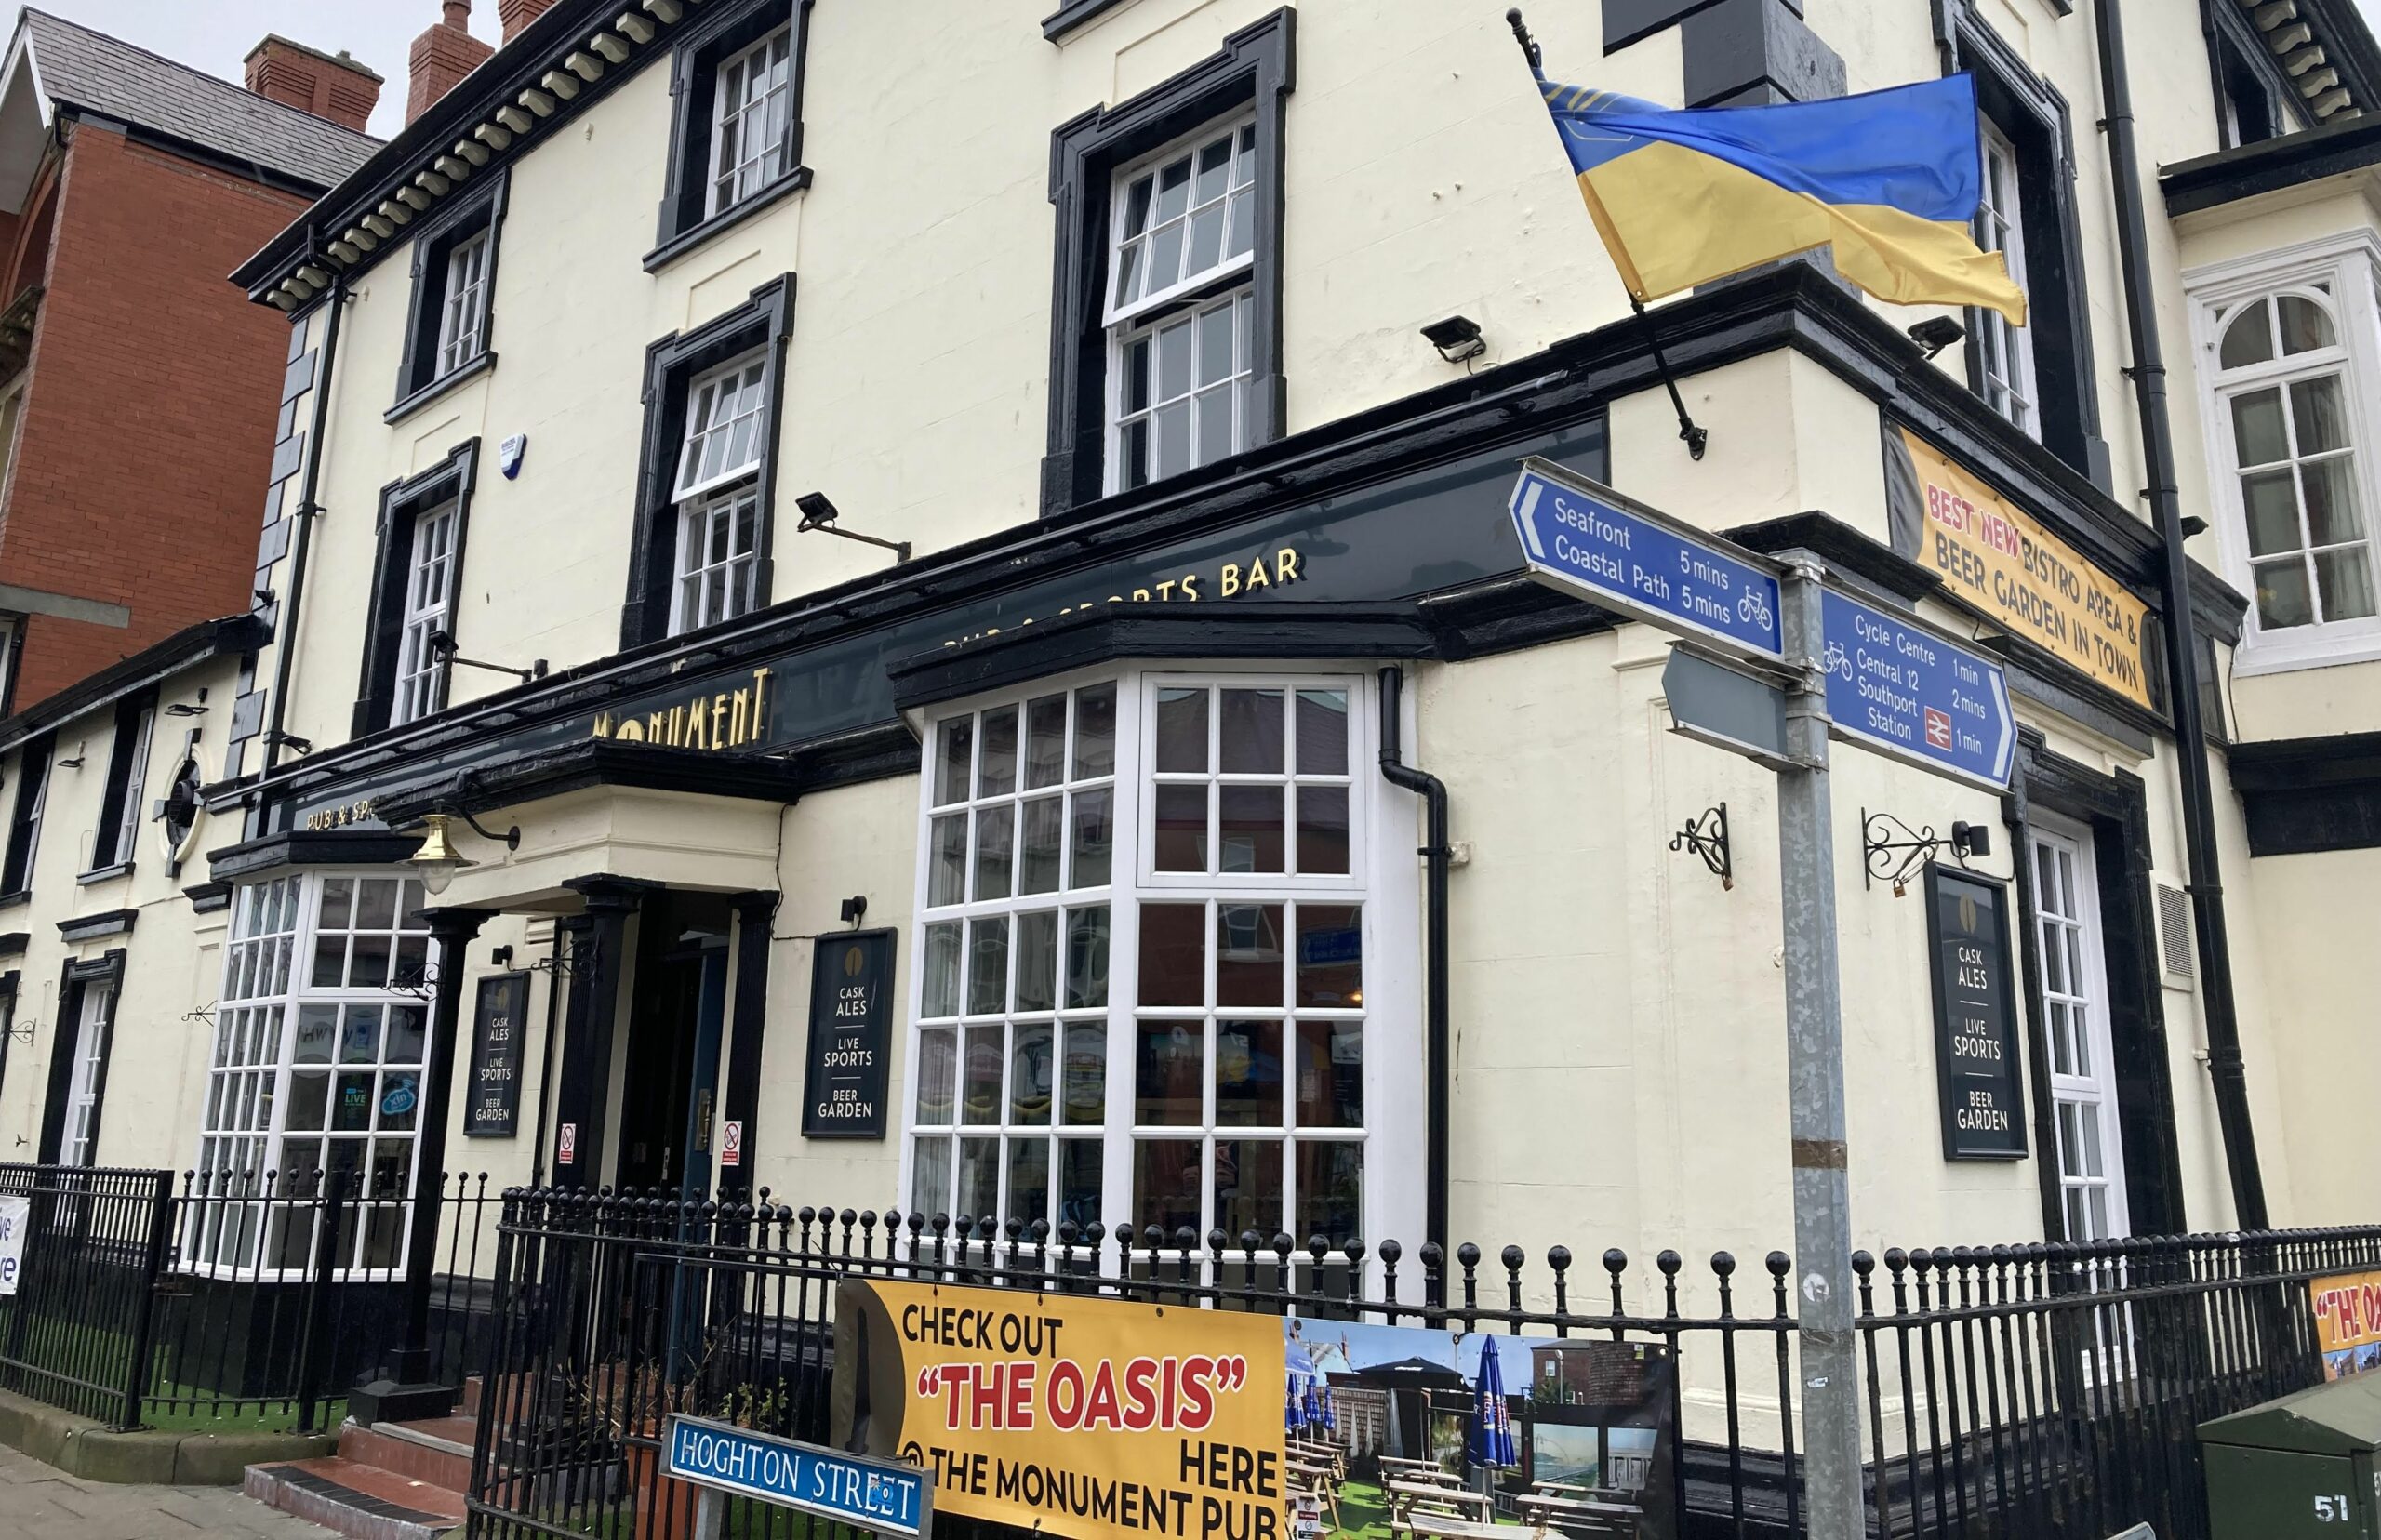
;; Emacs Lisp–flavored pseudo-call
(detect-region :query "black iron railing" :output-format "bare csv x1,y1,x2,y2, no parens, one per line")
0,1162,501,1430
464,1191,2381,1540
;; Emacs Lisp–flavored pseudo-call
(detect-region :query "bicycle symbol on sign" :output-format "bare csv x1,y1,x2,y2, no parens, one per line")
1737,590,1775,632
1822,640,1853,682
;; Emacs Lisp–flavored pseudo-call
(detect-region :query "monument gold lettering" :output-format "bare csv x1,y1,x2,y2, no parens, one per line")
589,667,772,750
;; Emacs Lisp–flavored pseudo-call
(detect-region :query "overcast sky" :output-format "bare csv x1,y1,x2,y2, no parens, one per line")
33,0,493,139
33,0,2381,143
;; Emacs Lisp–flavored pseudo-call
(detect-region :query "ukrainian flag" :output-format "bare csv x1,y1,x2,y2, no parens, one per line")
1536,73,2027,325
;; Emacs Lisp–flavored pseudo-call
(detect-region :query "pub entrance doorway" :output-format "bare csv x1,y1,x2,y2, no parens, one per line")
614,889,732,1200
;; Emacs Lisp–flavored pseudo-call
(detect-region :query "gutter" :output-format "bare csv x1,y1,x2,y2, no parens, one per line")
1377,665,1451,1256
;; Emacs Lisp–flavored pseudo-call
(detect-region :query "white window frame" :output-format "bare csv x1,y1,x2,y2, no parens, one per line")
899,666,1422,1284
186,872,437,1281
60,979,115,1169
668,352,770,635
1973,118,2039,438
707,24,796,219
2186,232,2381,675
2028,816,2129,1245
392,500,459,726
1102,115,1258,331
1101,115,1260,496
433,229,491,378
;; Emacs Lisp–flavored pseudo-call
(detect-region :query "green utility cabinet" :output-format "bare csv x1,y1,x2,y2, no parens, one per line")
2201,1373,2381,1538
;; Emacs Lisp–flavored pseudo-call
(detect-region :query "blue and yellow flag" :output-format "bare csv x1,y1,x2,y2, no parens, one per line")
1536,73,2027,324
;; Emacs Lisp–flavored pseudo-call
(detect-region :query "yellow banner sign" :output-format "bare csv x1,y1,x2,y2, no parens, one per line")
1895,427,2156,710
2312,1270,2381,1380
835,1278,1290,1540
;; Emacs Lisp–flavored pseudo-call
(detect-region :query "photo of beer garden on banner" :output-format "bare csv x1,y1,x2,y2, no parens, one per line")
1282,1320,1676,1540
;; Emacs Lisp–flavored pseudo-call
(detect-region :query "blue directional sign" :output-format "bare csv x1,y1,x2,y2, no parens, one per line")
664,1415,933,1537
1819,590,2016,790
1507,460,1783,660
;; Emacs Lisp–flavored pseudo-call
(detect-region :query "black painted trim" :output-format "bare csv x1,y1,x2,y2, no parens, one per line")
2002,737,2188,1236
0,615,266,756
888,602,1436,710
643,166,810,272
652,0,814,257
33,947,124,1166
375,740,807,828
1044,0,1134,42
73,862,131,887
2203,0,2311,149
57,909,137,943
385,349,499,427
622,273,796,650
354,441,482,739
226,263,2252,824
392,168,511,410
182,881,233,914
0,736,49,899
86,692,157,874
2162,109,2381,216
206,829,426,883
1936,1,2110,489
1043,8,1294,517
2229,731,2381,855
0,933,26,958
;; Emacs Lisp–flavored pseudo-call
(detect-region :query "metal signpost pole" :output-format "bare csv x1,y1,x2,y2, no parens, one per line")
1775,560,1862,1540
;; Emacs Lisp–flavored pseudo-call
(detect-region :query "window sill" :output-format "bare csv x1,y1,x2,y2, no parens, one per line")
643,168,812,274
0,891,25,910
1043,0,1131,41
385,350,498,426
2229,630,2381,679
75,861,132,886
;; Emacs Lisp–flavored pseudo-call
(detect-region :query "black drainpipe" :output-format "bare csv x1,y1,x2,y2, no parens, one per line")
262,247,347,777
1377,666,1450,1255
2091,0,2267,1227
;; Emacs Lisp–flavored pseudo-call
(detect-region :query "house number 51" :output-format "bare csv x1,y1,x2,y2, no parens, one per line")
2315,1494,2352,1522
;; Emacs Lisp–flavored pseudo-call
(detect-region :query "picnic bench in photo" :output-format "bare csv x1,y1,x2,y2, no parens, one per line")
1510,1491,1645,1539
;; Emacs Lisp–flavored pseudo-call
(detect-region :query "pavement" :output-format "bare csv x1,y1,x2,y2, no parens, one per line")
0,1443,338,1538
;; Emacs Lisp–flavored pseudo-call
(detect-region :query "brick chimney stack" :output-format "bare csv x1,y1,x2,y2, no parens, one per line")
407,0,496,126
242,36,383,133
499,0,562,44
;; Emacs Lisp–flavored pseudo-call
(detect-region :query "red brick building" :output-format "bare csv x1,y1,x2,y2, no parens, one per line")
0,12,381,710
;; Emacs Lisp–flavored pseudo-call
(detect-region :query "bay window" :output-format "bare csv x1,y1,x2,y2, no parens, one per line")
905,670,1416,1274
187,872,433,1275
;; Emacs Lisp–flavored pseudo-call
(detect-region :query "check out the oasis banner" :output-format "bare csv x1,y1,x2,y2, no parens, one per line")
835,1280,1285,1540
1887,426,2157,710
833,1278,1680,1540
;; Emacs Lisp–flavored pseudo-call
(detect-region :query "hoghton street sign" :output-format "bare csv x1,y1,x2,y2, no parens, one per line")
1508,458,1784,662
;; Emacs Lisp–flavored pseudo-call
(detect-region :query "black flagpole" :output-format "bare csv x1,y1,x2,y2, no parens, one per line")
1507,9,1709,461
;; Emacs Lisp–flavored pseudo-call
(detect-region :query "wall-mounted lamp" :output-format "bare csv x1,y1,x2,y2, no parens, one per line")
1907,316,1965,360
54,754,84,770
165,702,208,718
269,731,314,756
408,808,521,896
796,493,911,564
491,945,514,969
1420,314,1486,365
429,631,549,684
840,895,869,926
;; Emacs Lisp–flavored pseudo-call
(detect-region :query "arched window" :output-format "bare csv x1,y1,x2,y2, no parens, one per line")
2210,284,2378,639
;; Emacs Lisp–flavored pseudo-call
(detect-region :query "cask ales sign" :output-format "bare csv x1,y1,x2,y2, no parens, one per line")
464,973,529,1138
802,930,896,1139
1925,866,2027,1160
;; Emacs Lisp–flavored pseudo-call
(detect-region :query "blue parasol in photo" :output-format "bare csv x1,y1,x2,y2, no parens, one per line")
1322,1379,1338,1432
1469,1337,1518,1468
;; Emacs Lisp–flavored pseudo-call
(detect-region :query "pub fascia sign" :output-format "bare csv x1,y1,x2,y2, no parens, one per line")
584,545,1312,751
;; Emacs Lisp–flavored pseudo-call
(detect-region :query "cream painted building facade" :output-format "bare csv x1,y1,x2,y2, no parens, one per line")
0,0,2374,1319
